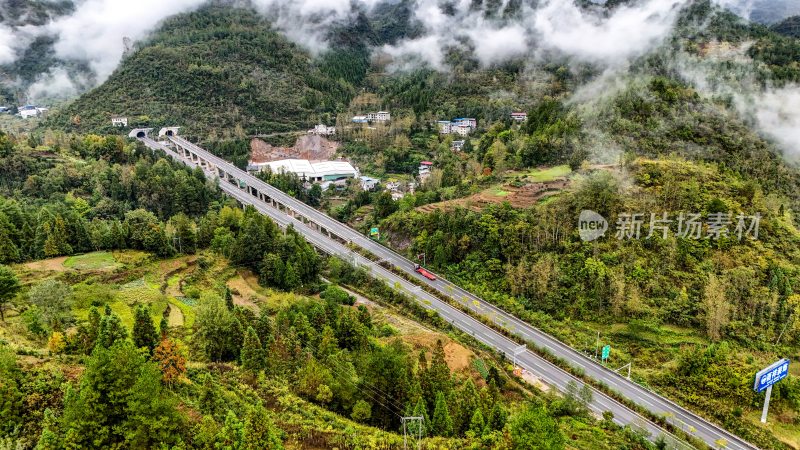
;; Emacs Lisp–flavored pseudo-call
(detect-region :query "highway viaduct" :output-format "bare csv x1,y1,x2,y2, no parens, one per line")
132,127,757,450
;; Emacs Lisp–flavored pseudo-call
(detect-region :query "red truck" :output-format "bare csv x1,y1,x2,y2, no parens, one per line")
414,264,437,281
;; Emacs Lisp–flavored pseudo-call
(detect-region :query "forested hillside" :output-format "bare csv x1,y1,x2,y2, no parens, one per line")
0,131,660,449
774,16,800,38
44,5,361,137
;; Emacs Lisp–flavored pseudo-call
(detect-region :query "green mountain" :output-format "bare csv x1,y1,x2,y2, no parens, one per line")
44,4,360,137
773,15,800,37
0,0,80,104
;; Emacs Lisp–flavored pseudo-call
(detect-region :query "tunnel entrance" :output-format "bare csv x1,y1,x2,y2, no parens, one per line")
166,130,174,136
136,131,146,138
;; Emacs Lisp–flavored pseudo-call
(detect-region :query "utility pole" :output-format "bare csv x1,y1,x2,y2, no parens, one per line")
595,331,600,359
401,416,423,450
417,252,426,266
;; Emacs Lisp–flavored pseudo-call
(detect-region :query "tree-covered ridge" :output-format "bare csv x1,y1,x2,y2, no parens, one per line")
773,16,800,37
378,156,800,448
44,4,359,137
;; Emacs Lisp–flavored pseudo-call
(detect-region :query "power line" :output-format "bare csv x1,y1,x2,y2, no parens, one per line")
325,357,408,414
324,359,404,419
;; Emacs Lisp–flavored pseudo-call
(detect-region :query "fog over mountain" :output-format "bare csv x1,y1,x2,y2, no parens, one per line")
1,0,798,158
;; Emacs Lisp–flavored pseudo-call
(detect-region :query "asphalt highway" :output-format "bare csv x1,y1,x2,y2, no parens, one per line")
142,135,756,449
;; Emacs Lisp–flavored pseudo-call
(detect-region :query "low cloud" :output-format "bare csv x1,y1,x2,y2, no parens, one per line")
44,0,205,82
379,0,689,70
676,48,800,158
252,0,381,54
26,67,89,102
0,26,16,65
532,0,684,66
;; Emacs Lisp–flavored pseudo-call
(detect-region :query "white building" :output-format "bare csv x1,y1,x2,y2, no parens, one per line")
438,117,476,135
452,124,471,136
385,181,402,192
359,176,380,191
309,124,336,135
351,115,368,123
111,116,128,127
19,105,46,119
453,118,476,128
251,158,359,182
365,111,390,122
419,161,433,177
451,140,465,151
511,112,527,122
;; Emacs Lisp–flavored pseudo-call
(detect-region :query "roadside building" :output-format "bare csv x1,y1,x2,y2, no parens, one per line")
451,140,465,151
351,115,368,123
511,111,527,122
112,116,128,127
250,158,359,183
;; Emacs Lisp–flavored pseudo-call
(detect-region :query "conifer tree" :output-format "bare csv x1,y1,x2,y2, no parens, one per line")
428,340,452,403
199,373,220,416
132,305,158,353
35,408,61,450
217,410,245,449
243,402,284,450
459,378,482,434
255,309,274,347
0,264,20,322
431,392,453,437
97,312,128,349
487,402,508,431
241,326,265,373
224,286,234,311
469,408,486,436
159,315,169,339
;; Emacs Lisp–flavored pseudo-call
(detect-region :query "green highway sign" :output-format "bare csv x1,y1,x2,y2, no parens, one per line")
601,345,611,361
370,227,379,236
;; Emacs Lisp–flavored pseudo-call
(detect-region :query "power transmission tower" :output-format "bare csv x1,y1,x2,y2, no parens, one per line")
401,416,423,450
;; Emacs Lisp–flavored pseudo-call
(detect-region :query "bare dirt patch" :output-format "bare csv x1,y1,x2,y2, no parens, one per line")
226,269,264,310
23,256,69,272
167,304,184,327
417,179,568,213
250,135,340,163
402,333,474,372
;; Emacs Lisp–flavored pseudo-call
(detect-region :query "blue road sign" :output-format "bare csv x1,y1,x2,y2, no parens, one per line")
754,359,790,393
